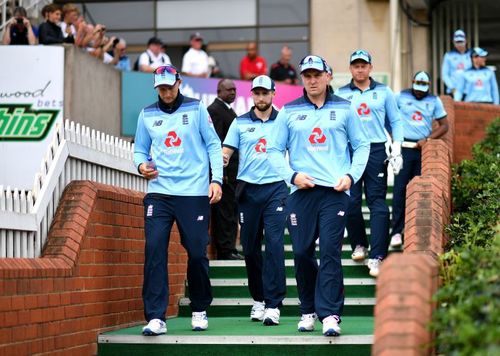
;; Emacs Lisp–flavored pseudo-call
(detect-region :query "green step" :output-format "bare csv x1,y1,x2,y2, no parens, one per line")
98,316,373,356
178,298,375,318
209,260,370,279
187,278,375,299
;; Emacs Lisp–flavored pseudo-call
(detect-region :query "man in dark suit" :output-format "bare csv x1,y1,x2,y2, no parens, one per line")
208,79,243,260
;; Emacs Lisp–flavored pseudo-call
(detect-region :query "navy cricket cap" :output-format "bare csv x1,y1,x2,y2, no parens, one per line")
453,29,466,42
154,65,181,88
252,75,275,91
147,36,163,46
299,55,327,73
350,49,372,64
412,71,431,92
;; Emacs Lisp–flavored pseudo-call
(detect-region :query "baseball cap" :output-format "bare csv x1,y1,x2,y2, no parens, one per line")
453,29,466,42
154,65,180,88
350,49,372,64
299,55,327,73
147,36,163,46
326,63,332,76
472,47,488,57
251,75,275,91
190,32,203,40
412,71,430,92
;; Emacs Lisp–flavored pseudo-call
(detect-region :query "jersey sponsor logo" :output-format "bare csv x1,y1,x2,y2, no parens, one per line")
153,120,163,127
475,79,483,88
330,111,336,120
308,127,326,144
164,131,182,147
357,103,371,116
0,104,58,140
255,138,267,153
182,114,189,125
412,111,423,121
457,62,465,70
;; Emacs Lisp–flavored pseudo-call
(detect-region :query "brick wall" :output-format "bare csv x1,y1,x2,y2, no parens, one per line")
453,102,500,162
0,181,188,355
373,100,456,355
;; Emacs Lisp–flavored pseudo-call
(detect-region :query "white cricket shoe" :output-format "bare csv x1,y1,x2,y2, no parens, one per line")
250,301,265,321
390,233,403,248
191,311,208,331
297,313,318,332
322,315,341,336
351,245,368,261
263,308,280,326
142,318,166,336
367,258,382,278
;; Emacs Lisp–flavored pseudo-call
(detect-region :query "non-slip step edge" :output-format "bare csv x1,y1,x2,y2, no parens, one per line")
98,334,374,345
201,278,376,287
179,298,376,306
209,259,366,267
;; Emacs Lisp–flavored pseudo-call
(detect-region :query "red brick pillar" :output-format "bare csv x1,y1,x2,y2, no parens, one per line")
373,254,439,356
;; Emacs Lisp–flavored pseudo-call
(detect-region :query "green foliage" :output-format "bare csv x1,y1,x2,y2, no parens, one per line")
432,118,500,355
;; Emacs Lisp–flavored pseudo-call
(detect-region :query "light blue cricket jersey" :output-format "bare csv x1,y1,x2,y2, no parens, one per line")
223,107,283,185
396,89,447,141
134,93,223,196
335,79,404,143
454,67,499,105
267,90,370,194
441,48,472,94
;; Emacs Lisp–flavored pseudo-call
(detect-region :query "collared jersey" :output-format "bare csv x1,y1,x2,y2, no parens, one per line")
335,79,404,143
267,91,370,194
454,67,499,105
223,107,282,185
134,94,223,196
441,48,472,93
396,89,447,141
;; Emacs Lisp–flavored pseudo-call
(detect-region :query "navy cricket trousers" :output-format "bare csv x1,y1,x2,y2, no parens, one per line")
346,143,390,259
287,186,348,320
391,147,422,236
238,181,288,309
142,193,212,322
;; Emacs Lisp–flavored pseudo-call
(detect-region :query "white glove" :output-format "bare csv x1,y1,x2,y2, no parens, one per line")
389,141,403,175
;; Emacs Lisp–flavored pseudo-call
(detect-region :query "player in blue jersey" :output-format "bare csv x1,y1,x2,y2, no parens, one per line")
441,29,472,96
390,71,449,248
267,55,370,336
134,65,223,335
223,75,288,326
335,49,404,278
454,47,499,105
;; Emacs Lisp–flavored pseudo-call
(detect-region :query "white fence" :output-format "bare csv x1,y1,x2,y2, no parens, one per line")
0,120,147,258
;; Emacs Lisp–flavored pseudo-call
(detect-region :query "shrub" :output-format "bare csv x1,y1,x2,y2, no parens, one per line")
432,118,500,355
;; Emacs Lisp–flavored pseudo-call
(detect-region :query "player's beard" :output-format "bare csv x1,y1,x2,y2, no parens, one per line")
255,102,272,112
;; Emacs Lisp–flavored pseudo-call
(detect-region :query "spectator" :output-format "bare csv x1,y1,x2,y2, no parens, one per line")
270,46,297,84
2,6,36,45
38,4,74,45
441,29,472,96
335,50,404,278
390,71,449,249
182,32,209,77
104,38,131,71
136,37,171,72
60,3,79,41
454,47,499,105
240,42,267,80
207,79,242,260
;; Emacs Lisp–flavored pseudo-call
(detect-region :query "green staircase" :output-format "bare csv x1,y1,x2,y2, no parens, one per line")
99,192,397,355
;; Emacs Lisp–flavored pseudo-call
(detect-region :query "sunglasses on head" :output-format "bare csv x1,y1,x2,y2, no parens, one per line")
154,66,178,75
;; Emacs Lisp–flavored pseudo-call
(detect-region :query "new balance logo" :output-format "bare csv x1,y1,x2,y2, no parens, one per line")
153,120,163,127
337,211,345,216
276,206,283,212
246,127,256,133
197,215,204,221
295,115,307,121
